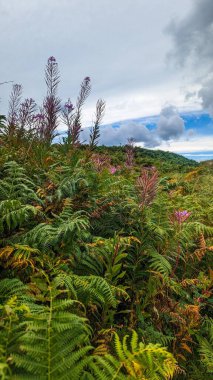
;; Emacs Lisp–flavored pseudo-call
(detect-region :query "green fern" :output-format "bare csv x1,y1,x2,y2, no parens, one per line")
90,330,177,380
149,250,172,277
0,278,41,377
24,204,90,251
55,166,89,201
11,274,94,380
0,161,40,203
199,319,213,373
0,199,38,233
54,273,117,309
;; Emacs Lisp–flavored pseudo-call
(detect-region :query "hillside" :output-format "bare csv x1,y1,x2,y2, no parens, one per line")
95,145,198,169
201,159,213,167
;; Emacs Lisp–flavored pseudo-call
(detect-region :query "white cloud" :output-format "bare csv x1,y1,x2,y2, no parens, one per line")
153,135,213,153
77,87,201,128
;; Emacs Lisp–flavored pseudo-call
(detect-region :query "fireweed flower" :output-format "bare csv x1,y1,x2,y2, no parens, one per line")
125,138,135,168
109,166,117,174
64,100,74,113
92,154,110,172
84,76,91,85
48,56,56,63
34,113,45,120
172,210,192,224
136,167,158,207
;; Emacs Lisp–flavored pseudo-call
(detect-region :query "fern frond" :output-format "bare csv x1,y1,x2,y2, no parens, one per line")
199,319,213,373
0,161,40,203
0,199,38,232
91,331,177,379
24,207,89,250
0,244,41,271
149,251,172,277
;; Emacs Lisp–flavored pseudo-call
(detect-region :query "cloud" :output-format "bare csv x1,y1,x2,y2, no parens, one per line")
166,0,213,66
198,76,213,116
81,104,186,147
155,135,213,153
0,0,193,121
81,122,160,147
166,0,213,116
156,105,185,140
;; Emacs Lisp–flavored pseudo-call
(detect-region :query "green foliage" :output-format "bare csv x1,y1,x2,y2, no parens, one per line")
0,139,211,379
24,203,89,251
90,331,177,380
149,250,172,277
198,319,213,373
10,275,93,380
0,200,38,233
1,57,212,379
0,161,39,203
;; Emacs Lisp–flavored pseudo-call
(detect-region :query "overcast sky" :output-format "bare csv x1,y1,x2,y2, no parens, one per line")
0,0,213,152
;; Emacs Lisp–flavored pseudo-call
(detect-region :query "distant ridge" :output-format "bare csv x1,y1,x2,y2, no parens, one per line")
94,145,198,169
201,159,213,166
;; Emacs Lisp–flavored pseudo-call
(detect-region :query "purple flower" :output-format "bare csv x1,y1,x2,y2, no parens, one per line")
48,56,56,63
34,113,45,121
64,100,74,112
84,76,91,84
173,210,192,224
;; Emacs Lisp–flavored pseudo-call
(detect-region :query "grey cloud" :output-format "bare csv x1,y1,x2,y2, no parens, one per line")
166,0,213,66
80,104,185,146
81,122,160,147
166,0,213,117
157,105,185,140
198,77,213,116
160,105,179,118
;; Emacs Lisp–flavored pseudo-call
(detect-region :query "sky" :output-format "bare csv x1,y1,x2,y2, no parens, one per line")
0,0,213,159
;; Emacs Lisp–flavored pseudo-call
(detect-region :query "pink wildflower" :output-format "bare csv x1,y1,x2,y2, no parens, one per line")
109,166,117,174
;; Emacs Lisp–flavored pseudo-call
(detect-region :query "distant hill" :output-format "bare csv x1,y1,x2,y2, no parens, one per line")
134,147,197,167
201,159,213,167
94,145,198,170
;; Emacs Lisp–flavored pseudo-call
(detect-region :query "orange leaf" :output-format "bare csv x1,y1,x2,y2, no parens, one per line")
181,343,192,354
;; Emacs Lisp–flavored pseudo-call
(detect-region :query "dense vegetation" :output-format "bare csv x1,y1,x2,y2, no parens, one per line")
0,57,212,379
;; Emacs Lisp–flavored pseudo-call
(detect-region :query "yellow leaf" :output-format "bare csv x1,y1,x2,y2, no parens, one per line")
132,360,142,375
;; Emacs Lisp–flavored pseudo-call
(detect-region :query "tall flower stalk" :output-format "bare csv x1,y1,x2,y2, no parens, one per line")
89,98,105,149
42,56,61,144
7,84,22,137
125,138,135,168
170,210,192,277
18,98,37,138
61,99,75,139
62,77,91,147
72,77,91,147
136,166,158,209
